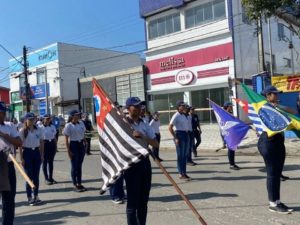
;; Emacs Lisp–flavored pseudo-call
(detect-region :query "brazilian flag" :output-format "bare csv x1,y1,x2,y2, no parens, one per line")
241,83,292,137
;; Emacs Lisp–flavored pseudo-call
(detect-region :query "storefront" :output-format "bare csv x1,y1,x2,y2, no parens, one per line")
146,38,234,124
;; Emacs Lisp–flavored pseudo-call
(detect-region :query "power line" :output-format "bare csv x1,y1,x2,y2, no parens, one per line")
0,44,23,65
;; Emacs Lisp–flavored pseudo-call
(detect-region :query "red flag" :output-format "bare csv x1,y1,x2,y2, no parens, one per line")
232,98,249,114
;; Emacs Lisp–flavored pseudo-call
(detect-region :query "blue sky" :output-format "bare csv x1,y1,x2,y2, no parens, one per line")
0,0,146,88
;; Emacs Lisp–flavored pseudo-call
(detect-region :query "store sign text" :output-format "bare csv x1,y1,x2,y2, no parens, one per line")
176,70,195,85
215,56,230,62
160,57,185,71
38,50,57,61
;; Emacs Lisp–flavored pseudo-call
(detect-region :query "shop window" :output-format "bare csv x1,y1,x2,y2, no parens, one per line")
37,67,46,84
278,23,285,40
185,0,226,29
148,13,181,40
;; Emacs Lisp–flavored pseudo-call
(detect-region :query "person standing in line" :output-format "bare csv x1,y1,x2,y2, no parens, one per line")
222,102,240,170
149,112,163,162
19,112,44,206
52,115,60,153
168,100,191,181
41,114,58,185
190,107,202,157
185,105,196,166
0,102,22,225
258,85,295,214
124,97,158,225
82,113,94,155
63,110,87,192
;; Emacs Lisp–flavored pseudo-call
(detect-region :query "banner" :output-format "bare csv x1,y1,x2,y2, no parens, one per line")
272,75,300,93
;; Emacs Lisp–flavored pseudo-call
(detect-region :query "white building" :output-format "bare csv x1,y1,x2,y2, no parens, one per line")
139,0,300,123
9,42,143,119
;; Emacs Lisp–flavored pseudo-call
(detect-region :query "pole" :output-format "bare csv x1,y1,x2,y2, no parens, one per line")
45,68,49,114
289,30,295,75
257,17,266,72
23,46,30,112
77,78,82,111
267,19,274,76
93,79,207,225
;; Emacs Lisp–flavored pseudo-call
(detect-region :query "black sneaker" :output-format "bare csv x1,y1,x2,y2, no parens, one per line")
230,165,240,170
28,197,35,206
187,161,197,166
45,179,53,185
77,184,87,192
193,151,197,157
112,199,124,204
33,196,42,205
280,175,290,181
74,185,82,192
278,203,294,212
50,179,58,184
269,203,293,214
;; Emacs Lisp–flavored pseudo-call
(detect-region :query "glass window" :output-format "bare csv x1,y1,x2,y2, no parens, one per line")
148,13,181,39
36,67,46,84
185,0,226,29
213,0,226,19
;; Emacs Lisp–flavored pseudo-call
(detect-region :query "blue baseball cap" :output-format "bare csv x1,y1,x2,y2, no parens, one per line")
43,114,51,118
0,101,8,112
125,97,145,108
69,109,81,116
176,100,185,107
24,112,35,120
223,102,233,107
261,85,282,96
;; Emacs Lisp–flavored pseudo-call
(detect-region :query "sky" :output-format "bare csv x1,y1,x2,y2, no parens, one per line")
0,0,146,88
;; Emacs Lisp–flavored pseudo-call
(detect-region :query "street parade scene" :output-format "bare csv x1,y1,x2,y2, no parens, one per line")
1,1,300,225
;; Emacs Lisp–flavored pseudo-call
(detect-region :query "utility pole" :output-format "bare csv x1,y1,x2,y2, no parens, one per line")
23,46,31,112
45,68,49,114
267,19,274,76
257,17,266,72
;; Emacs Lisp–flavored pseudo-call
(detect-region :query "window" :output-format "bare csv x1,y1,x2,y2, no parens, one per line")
265,53,276,71
185,0,226,29
148,13,181,39
116,75,130,106
36,67,46,84
283,57,292,68
19,75,25,88
278,23,285,40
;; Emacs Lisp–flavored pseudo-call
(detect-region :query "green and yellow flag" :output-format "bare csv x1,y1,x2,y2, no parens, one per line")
241,83,292,137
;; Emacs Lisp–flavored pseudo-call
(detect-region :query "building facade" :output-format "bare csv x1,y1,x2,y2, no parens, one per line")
0,86,10,104
140,0,300,123
9,43,143,120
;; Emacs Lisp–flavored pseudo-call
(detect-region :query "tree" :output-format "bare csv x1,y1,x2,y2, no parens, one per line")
242,0,300,34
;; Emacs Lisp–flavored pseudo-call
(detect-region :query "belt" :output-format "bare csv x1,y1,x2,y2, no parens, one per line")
175,130,188,133
44,139,55,142
23,147,39,151
70,140,83,143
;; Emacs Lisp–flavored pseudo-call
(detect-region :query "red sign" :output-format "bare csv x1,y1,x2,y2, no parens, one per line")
175,70,195,85
146,42,233,74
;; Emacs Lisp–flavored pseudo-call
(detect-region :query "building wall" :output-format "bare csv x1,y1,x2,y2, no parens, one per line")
0,87,10,104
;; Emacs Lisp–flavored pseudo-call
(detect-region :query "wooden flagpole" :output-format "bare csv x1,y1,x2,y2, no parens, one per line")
93,79,207,225
8,153,35,189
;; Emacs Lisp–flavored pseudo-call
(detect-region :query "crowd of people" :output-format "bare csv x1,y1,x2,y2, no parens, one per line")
0,85,299,225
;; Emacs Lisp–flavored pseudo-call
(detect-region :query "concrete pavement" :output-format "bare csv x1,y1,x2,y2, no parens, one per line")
7,138,300,225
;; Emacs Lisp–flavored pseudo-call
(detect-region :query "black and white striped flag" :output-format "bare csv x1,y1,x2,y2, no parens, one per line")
92,79,149,193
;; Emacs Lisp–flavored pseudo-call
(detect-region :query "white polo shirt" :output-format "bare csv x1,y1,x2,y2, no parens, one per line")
169,112,189,131
41,124,57,141
149,119,160,134
63,121,86,141
129,118,156,140
20,127,43,149
0,122,20,161
187,114,193,132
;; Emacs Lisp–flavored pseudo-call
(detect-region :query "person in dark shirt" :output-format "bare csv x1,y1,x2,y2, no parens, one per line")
82,113,94,155
190,107,202,157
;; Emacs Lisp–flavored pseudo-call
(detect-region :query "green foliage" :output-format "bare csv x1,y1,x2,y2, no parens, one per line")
242,0,295,20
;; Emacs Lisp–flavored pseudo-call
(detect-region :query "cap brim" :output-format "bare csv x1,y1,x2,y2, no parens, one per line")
131,101,145,106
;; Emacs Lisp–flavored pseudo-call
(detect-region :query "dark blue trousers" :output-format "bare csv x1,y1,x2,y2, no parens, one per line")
175,131,188,175
228,149,235,166
2,162,16,225
42,140,56,181
70,141,85,186
124,157,151,225
109,175,125,200
152,133,161,159
187,131,194,162
193,129,201,151
258,132,285,202
23,148,41,198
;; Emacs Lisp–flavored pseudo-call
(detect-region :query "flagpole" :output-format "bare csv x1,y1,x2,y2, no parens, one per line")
93,79,207,225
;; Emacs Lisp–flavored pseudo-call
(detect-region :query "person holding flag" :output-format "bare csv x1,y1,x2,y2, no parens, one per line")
124,97,158,225
258,86,294,214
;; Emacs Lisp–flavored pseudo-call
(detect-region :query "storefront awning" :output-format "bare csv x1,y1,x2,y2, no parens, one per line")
55,99,79,107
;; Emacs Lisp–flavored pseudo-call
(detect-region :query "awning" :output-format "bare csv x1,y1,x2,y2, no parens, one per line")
55,99,79,107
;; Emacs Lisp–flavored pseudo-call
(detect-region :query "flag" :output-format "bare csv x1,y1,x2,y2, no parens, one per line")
277,108,300,138
232,98,264,134
241,83,291,137
92,79,150,193
210,100,250,150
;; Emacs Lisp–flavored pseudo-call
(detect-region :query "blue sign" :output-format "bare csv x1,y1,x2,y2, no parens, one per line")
139,0,184,17
20,83,50,99
39,100,46,115
9,44,58,73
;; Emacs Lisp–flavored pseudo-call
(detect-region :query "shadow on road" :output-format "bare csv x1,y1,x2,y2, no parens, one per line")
150,192,238,202
15,210,89,225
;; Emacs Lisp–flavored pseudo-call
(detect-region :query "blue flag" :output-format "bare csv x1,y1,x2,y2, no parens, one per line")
210,101,250,150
